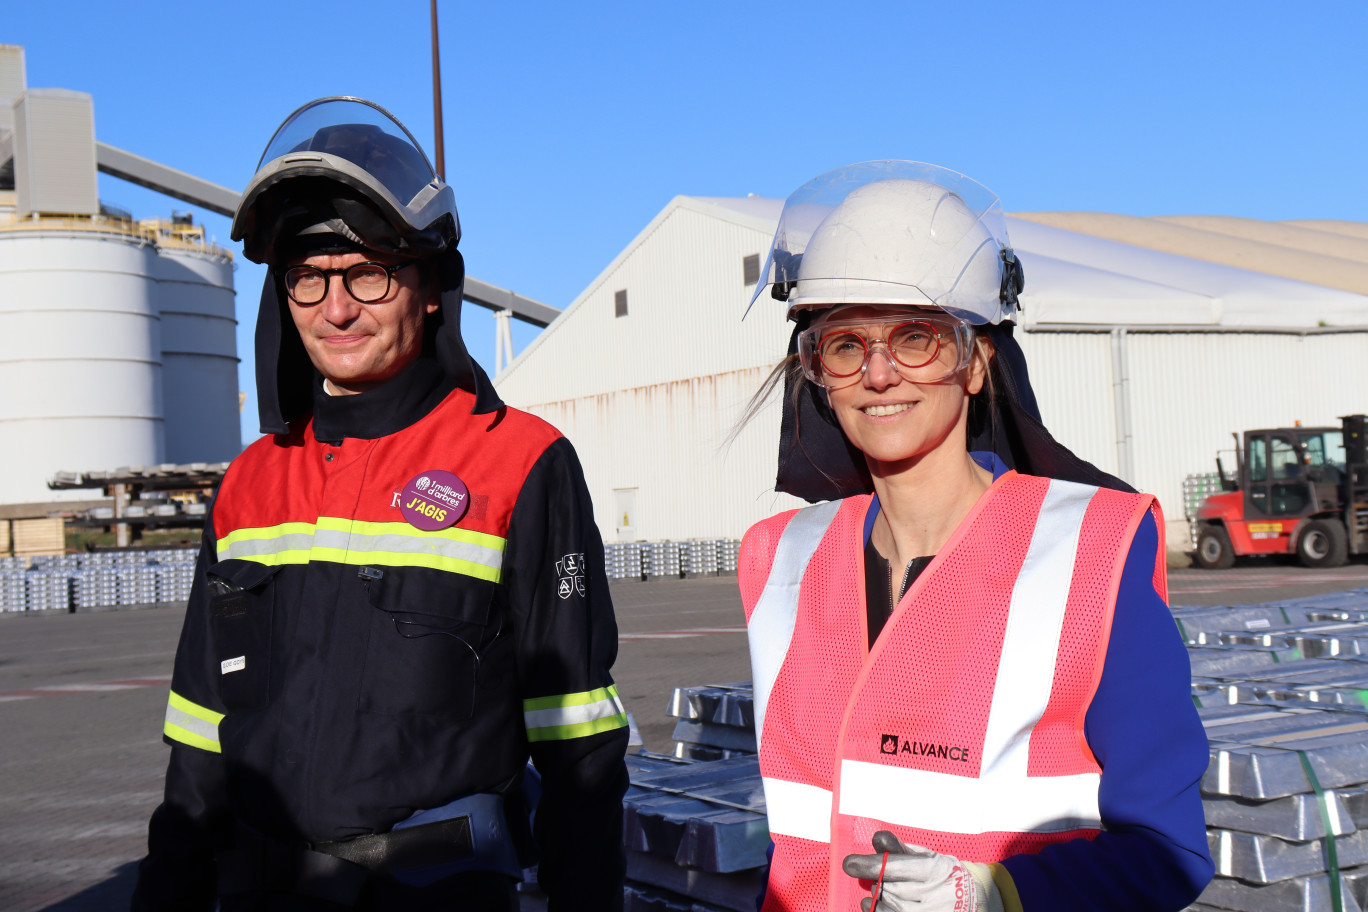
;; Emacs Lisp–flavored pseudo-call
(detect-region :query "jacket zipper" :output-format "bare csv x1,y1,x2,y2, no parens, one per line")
888,561,896,620
893,559,922,617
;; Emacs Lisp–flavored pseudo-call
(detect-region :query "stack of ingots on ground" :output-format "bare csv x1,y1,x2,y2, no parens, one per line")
625,682,765,912
1181,589,1368,912
621,591,1368,912
0,538,743,616
604,540,741,581
0,549,197,613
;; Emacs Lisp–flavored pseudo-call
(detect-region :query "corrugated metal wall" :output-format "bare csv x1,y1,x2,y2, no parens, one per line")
522,366,805,541
1017,328,1368,546
1015,330,1120,478
1125,330,1368,542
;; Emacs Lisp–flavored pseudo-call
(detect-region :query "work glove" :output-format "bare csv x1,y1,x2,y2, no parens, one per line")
842,830,1003,912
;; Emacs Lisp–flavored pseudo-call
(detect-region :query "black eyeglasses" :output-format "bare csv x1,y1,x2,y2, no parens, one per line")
283,261,416,305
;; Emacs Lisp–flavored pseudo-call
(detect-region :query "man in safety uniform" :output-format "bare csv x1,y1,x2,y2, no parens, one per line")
131,97,629,911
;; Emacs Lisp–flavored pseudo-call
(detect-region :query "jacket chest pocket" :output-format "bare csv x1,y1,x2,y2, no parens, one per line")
206,561,280,712
357,567,497,719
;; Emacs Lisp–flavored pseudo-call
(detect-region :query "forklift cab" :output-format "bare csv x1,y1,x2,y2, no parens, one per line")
1196,418,1361,569
1242,429,1345,519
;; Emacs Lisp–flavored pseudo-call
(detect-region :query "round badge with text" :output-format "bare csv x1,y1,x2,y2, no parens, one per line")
398,470,469,531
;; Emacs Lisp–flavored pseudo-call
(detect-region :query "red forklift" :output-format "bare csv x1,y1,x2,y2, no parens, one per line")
1192,414,1367,569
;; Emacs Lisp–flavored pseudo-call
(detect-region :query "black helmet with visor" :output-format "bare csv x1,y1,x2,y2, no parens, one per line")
233,97,458,263
233,97,500,435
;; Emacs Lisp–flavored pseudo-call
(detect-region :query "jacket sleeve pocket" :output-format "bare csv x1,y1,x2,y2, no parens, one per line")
206,560,280,712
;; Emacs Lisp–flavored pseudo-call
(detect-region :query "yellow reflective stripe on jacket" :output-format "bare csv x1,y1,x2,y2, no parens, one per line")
164,690,225,753
216,518,507,582
523,685,628,742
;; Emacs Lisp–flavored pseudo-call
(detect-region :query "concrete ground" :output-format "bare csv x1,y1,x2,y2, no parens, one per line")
2,559,1366,910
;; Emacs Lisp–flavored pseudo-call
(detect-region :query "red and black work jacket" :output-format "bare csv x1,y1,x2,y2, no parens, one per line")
134,357,629,910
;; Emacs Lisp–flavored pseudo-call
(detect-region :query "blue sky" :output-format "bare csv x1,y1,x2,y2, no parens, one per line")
9,1,1366,447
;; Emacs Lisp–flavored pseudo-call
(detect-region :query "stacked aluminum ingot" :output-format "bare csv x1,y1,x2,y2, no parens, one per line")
152,550,196,603
623,752,768,912
73,563,119,610
24,569,72,611
601,540,740,584
0,569,25,612
646,542,683,581
0,548,201,613
716,540,740,576
684,541,720,579
117,563,158,606
667,683,755,761
1183,589,1368,912
606,543,645,581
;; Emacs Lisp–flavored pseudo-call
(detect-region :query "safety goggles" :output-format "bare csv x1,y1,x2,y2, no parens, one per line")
796,314,974,389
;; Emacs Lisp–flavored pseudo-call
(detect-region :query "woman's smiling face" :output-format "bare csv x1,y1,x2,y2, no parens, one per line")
814,305,989,471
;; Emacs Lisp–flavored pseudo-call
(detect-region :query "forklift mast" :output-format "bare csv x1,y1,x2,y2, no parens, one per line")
1345,414,1367,554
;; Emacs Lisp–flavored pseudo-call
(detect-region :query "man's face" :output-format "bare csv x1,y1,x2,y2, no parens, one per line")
283,250,438,396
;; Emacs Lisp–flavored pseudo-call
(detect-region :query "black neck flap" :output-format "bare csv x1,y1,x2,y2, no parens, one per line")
309,350,455,444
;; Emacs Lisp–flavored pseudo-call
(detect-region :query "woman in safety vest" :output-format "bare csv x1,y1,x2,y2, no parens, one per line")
740,162,1213,912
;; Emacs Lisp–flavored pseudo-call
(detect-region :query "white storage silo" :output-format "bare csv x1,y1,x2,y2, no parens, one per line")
153,237,239,463
0,225,165,504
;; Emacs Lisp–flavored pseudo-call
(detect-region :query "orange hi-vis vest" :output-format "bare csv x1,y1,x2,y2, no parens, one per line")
739,472,1165,912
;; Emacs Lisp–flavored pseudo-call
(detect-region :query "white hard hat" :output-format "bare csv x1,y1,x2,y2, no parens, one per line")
750,161,1022,325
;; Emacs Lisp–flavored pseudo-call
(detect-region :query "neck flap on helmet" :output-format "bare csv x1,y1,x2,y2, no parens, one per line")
233,97,502,434
762,162,1131,499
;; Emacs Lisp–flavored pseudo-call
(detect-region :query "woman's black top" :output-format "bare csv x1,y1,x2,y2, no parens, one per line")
863,537,933,649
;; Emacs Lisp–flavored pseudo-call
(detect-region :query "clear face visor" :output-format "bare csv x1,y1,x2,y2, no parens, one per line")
255,97,437,209
797,311,975,389
749,161,1017,326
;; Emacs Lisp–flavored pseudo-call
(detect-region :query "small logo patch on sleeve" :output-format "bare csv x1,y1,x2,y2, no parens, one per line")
555,552,587,599
221,656,247,675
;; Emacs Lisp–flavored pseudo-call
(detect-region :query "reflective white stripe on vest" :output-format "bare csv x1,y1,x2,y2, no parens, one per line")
762,777,834,843
748,499,843,744
979,479,1097,781
838,761,1102,834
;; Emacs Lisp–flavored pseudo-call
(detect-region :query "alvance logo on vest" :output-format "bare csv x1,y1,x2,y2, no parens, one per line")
880,733,972,763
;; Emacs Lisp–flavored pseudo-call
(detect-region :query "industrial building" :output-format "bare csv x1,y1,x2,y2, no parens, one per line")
0,46,239,508
493,195,1368,551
